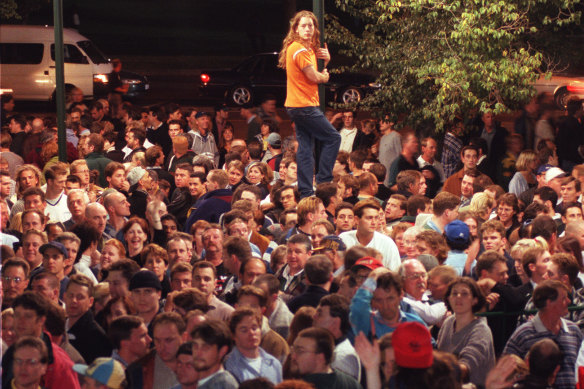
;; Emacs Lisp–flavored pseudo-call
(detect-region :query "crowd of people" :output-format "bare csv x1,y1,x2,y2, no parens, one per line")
4,34,584,389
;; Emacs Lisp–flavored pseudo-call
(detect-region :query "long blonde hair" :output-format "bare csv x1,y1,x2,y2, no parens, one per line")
278,10,321,69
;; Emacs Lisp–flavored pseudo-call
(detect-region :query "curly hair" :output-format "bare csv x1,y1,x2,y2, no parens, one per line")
278,11,321,69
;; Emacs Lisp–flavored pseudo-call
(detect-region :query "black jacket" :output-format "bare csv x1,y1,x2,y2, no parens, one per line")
67,310,112,364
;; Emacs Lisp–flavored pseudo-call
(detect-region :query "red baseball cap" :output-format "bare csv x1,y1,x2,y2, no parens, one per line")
351,256,384,271
392,322,433,369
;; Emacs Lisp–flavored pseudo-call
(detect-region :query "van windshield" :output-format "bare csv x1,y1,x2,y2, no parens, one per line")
77,40,109,64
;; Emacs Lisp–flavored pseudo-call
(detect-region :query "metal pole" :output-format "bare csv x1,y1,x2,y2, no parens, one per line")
313,0,325,112
53,0,67,162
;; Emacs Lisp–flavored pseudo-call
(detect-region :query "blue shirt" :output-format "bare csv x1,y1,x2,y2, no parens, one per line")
224,346,282,384
350,278,426,339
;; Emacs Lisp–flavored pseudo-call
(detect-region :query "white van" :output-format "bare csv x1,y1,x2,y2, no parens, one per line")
0,25,112,101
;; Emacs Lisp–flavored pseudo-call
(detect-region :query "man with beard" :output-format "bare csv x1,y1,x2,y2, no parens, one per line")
190,320,238,389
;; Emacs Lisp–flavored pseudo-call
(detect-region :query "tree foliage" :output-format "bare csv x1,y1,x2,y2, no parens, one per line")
326,0,581,130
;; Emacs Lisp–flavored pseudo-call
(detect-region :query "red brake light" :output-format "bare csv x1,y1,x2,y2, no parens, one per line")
567,84,584,93
200,74,210,83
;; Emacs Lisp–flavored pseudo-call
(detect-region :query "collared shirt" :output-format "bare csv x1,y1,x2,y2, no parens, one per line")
282,266,304,291
417,155,445,182
339,127,358,152
504,313,582,389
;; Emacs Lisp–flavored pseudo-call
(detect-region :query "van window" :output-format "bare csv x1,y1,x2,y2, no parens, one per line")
51,44,88,64
77,40,109,64
0,43,44,64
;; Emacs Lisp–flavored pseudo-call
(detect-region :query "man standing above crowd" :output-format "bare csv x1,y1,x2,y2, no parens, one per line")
281,11,341,198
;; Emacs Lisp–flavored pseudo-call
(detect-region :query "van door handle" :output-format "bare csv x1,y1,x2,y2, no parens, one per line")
49,66,55,68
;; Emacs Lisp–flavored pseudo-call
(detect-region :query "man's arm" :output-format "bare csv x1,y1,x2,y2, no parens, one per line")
301,65,329,84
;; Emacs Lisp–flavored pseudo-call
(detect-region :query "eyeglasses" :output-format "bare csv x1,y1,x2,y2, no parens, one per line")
405,273,427,280
2,276,24,284
14,358,43,366
290,345,318,355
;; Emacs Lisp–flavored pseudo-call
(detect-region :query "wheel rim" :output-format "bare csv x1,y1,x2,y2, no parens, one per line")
342,88,361,103
233,87,251,105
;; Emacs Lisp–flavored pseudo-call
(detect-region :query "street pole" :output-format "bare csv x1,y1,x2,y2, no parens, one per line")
313,0,325,112
53,0,67,162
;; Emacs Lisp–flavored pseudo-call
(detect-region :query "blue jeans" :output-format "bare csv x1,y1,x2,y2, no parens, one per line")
287,106,341,197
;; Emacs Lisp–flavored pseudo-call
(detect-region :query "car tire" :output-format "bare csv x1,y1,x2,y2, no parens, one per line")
230,85,253,106
554,86,570,109
339,86,362,104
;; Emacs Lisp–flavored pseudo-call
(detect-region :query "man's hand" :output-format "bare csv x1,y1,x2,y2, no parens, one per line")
369,267,390,281
485,355,524,389
320,68,330,83
316,43,330,66
354,332,380,371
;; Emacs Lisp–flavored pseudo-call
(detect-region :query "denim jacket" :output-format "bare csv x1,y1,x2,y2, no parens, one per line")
224,346,282,384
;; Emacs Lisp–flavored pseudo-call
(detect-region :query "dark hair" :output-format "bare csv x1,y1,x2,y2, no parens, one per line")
287,233,312,252
551,253,580,286
533,280,570,310
70,223,101,263
407,195,430,216
192,261,218,279
476,250,507,276
237,285,268,308
531,215,556,241
172,288,210,313
527,339,562,380
444,277,486,313
297,327,335,365
13,291,49,318
344,245,371,271
376,272,403,294
304,255,333,285
152,312,186,333
2,258,30,278
109,315,144,349
44,302,66,337
229,306,262,334
534,187,558,208
191,319,233,353
557,235,584,271
315,183,337,208
318,294,351,335
253,274,280,295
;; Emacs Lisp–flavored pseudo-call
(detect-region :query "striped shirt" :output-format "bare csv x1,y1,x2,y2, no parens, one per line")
441,132,463,178
503,314,582,389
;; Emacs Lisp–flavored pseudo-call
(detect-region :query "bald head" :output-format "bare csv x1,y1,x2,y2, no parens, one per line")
85,202,108,234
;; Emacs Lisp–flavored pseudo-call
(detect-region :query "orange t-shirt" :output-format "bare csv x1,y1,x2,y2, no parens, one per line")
284,41,320,108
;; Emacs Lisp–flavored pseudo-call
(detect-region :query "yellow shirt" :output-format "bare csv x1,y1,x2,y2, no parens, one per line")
284,41,319,108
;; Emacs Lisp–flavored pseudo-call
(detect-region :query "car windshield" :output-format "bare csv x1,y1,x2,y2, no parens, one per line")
77,40,109,64
234,56,260,74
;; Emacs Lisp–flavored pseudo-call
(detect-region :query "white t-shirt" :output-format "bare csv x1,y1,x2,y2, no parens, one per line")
339,127,358,153
45,191,71,223
339,230,401,271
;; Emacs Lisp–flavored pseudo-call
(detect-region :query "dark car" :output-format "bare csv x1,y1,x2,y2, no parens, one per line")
198,52,379,106
118,70,150,98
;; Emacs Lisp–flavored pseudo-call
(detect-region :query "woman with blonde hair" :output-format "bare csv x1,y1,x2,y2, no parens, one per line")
466,192,495,222
509,238,539,285
508,149,537,196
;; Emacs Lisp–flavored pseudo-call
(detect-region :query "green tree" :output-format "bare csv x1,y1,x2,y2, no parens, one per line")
326,0,581,130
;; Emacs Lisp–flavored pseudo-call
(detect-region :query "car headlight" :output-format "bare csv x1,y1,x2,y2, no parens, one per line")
369,82,381,88
93,74,109,84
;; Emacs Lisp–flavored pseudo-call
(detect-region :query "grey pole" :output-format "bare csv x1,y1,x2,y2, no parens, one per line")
53,0,67,162
313,0,325,112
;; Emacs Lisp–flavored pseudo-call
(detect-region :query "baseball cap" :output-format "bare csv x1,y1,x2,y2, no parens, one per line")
545,167,566,183
444,220,470,244
536,164,552,175
73,358,126,389
195,111,212,119
393,322,433,369
214,103,229,112
312,235,347,252
39,241,68,258
351,256,384,271
129,270,162,291
267,133,282,148
126,167,147,187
